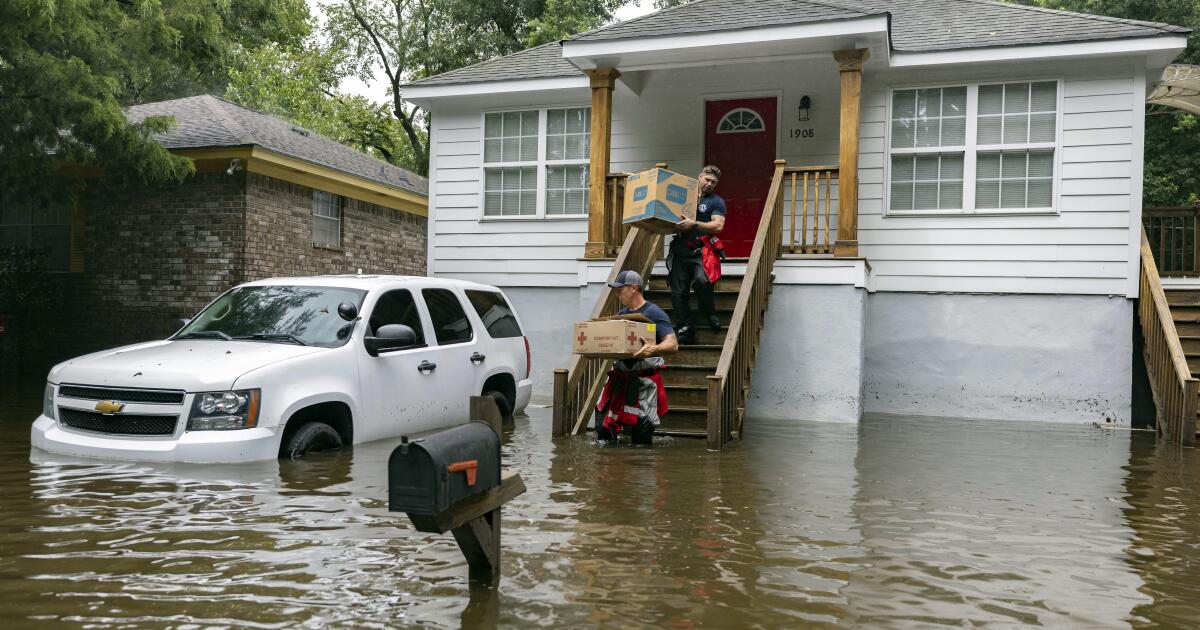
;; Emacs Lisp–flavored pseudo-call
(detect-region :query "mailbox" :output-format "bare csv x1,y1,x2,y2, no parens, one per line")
388,422,501,517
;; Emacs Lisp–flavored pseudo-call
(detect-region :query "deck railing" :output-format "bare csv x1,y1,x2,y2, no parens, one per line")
1144,206,1199,276
705,160,788,449
601,173,632,258
552,225,664,436
1139,228,1198,445
782,166,839,254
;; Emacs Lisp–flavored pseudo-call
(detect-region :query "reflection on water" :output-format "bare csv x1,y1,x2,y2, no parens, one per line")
2,383,1200,628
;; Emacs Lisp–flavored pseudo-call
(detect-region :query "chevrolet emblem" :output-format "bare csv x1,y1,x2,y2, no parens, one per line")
94,400,124,415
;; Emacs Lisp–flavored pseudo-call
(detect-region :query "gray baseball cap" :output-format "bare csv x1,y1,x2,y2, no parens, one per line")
606,270,643,288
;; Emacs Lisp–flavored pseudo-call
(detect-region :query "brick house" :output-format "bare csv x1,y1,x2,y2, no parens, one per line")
1,94,427,375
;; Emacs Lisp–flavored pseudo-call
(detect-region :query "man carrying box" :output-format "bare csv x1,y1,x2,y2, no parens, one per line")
669,165,727,344
595,270,679,444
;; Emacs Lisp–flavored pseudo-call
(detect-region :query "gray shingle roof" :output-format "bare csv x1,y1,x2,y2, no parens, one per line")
409,0,1189,88
405,42,579,88
126,95,427,196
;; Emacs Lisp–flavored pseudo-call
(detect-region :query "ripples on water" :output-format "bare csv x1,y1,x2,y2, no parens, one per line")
1,384,1199,628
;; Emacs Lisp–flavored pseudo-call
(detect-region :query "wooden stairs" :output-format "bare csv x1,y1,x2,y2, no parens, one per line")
1137,230,1198,445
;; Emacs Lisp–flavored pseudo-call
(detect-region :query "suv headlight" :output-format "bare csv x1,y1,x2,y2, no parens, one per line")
188,389,260,430
43,382,56,420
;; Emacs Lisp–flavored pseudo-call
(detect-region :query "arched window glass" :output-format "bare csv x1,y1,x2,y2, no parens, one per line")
716,108,766,134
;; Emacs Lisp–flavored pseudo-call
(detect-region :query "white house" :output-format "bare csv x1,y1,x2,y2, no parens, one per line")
402,0,1190,435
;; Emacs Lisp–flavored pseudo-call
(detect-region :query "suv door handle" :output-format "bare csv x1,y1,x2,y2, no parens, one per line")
470,352,486,365
417,360,436,374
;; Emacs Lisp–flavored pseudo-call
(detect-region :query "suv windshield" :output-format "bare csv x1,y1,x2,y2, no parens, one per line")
177,285,367,348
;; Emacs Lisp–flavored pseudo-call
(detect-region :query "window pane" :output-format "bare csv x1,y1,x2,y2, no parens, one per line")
521,111,538,134
943,87,967,116
914,183,940,210
891,155,914,180
977,117,1002,145
1028,151,1054,177
485,192,501,215
915,155,940,180
547,109,565,134
1001,180,1027,208
1028,179,1052,207
1031,81,1057,112
917,89,941,119
1001,152,1027,178
546,165,588,215
891,183,913,210
977,153,1001,178
422,288,473,345
940,154,964,179
502,111,521,134
566,134,588,160
891,120,915,148
501,138,518,162
520,135,538,161
979,84,1004,115
892,90,916,120
484,139,501,163
370,289,425,344
942,117,965,145
547,135,565,161
485,114,501,138
916,119,939,147
1029,113,1056,142
1003,114,1028,144
976,180,1000,209
465,290,523,338
1004,83,1030,113
567,190,586,214
939,181,963,209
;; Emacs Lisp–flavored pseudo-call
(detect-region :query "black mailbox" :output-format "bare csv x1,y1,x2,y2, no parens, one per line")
388,422,501,518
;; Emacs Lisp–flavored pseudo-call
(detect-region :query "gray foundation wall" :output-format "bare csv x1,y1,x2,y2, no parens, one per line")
864,292,1132,423
747,285,867,422
502,287,581,400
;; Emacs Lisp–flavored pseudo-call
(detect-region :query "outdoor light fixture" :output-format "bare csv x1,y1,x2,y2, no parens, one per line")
798,95,812,121
225,158,242,175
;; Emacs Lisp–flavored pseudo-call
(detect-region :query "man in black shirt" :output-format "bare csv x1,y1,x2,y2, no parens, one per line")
669,164,726,344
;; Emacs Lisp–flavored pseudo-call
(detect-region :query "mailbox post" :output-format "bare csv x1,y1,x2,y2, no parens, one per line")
388,400,525,586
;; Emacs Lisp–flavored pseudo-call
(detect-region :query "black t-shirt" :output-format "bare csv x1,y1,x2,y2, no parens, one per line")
618,301,674,343
674,192,727,248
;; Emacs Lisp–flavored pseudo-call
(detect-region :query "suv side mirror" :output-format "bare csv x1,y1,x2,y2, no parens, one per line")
171,318,190,334
338,302,358,321
365,324,418,356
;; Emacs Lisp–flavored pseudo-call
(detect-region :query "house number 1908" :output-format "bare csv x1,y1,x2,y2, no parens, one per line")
789,128,814,139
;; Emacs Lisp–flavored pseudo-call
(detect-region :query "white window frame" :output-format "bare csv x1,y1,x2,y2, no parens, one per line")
479,105,591,221
884,78,1063,217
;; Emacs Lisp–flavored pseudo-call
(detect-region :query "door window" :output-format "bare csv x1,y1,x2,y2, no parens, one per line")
465,290,523,338
423,288,473,345
369,289,426,345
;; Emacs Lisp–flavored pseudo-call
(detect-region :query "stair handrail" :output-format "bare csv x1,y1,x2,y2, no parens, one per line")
1139,228,1198,445
705,159,788,449
552,226,664,436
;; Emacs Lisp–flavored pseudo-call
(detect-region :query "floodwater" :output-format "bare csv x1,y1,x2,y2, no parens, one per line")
2,383,1199,628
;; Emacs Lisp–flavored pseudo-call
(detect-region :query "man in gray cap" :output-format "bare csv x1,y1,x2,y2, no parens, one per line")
594,269,678,444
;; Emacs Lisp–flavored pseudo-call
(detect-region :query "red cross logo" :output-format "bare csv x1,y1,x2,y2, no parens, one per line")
577,331,588,345
627,331,639,346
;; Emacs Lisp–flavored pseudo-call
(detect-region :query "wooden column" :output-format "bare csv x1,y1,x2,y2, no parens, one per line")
832,48,869,258
585,68,620,259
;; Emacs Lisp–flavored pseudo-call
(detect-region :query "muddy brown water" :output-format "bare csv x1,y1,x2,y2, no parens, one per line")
1,382,1199,628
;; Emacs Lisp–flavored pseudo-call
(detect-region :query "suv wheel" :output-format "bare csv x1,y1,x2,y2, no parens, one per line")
483,390,513,423
283,421,343,459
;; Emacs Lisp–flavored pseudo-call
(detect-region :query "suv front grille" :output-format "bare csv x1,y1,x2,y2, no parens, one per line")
59,385,185,405
58,408,179,436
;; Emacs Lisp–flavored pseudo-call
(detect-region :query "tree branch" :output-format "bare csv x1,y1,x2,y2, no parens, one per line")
348,0,397,87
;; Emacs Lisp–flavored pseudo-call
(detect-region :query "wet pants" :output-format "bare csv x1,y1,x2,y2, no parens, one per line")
595,413,655,445
668,246,714,327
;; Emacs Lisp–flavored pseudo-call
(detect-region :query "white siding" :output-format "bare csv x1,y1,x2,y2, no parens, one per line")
858,59,1142,295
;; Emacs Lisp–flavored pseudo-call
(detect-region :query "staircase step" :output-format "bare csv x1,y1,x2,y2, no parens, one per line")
1189,356,1200,375
1175,322,1200,336
650,274,745,292
661,364,717,386
673,344,722,366
661,308,734,326
1181,336,1200,354
1166,290,1200,306
644,290,742,310
665,384,709,406
1171,306,1200,323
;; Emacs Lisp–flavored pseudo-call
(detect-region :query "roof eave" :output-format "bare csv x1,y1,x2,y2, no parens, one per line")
889,34,1189,69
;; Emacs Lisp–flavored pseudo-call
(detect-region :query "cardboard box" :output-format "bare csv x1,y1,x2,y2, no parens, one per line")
572,314,656,358
622,167,698,234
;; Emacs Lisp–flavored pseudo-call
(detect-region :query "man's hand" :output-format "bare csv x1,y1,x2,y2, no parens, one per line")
676,218,696,231
632,338,656,358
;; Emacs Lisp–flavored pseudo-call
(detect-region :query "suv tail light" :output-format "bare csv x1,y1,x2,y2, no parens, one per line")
523,336,531,380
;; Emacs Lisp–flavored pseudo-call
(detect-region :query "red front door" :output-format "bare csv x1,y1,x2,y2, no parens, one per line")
704,97,777,257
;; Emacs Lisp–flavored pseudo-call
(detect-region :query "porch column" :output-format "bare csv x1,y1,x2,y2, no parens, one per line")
585,68,620,259
833,48,869,258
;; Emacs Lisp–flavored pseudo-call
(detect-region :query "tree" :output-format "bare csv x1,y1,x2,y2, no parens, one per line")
226,43,423,172
320,0,635,175
0,0,309,188
1010,0,1200,205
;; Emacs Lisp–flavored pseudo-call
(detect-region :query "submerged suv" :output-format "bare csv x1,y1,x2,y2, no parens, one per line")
31,275,533,463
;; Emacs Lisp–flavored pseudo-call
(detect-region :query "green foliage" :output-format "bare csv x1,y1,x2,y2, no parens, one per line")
1010,0,1200,205
0,0,309,188
526,0,631,47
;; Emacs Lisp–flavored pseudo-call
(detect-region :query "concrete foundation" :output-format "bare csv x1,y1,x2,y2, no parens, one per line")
863,292,1132,424
747,285,867,422
501,287,581,398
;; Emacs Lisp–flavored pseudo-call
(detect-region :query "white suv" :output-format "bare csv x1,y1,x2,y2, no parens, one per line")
30,275,533,463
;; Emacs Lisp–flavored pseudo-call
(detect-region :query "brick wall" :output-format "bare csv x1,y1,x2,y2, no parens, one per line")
243,172,427,279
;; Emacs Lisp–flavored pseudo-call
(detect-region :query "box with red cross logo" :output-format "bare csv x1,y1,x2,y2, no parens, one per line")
572,316,656,358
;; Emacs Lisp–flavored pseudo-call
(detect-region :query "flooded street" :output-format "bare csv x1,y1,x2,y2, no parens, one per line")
2,382,1200,628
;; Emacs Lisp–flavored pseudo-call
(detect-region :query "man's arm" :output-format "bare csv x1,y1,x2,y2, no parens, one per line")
677,215,725,234
632,333,679,358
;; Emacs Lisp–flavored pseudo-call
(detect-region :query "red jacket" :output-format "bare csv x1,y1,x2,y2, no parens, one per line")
700,235,725,283
596,367,667,432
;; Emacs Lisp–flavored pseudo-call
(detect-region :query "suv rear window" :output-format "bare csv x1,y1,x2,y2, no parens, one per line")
465,290,523,339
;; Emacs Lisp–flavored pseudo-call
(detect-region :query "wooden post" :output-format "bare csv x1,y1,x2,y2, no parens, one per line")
832,48,869,258
469,395,505,436
552,369,568,436
706,375,723,450
585,68,620,259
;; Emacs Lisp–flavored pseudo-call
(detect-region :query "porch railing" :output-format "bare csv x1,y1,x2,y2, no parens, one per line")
1144,206,1199,276
782,166,840,254
552,226,664,436
705,159,788,449
601,173,632,258
1139,228,1198,445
